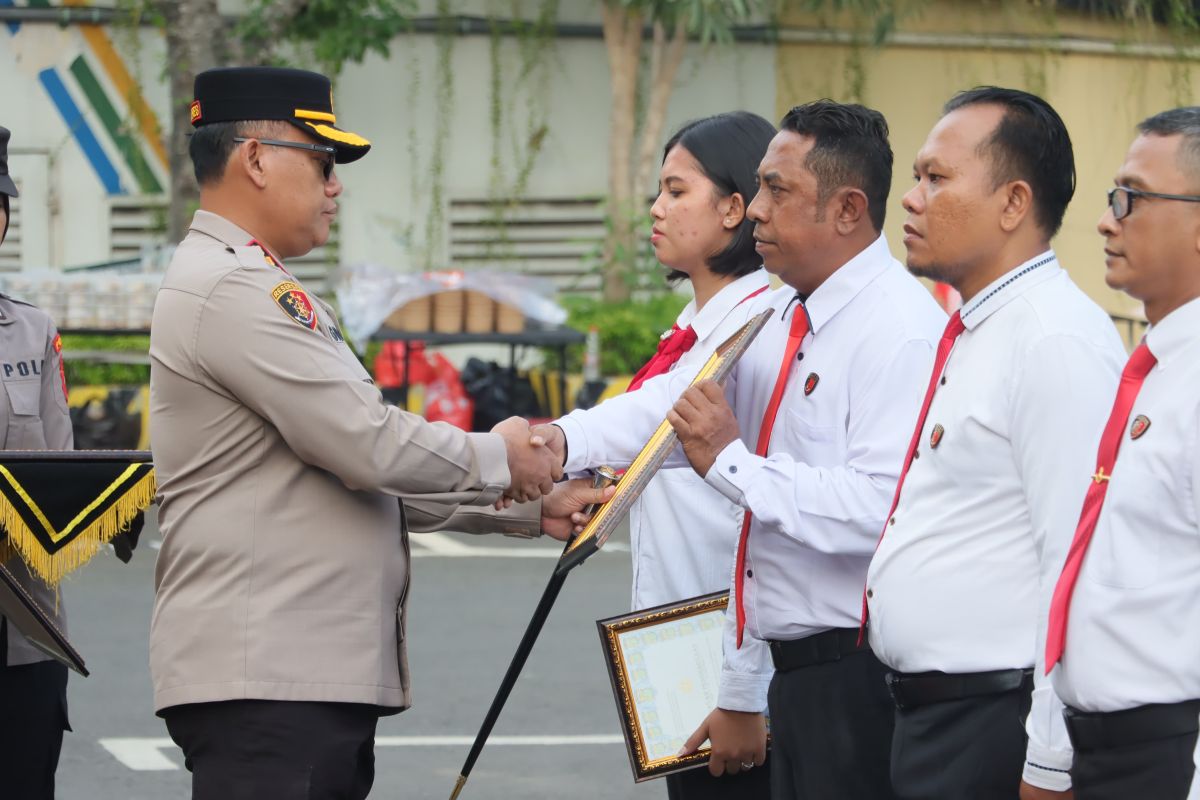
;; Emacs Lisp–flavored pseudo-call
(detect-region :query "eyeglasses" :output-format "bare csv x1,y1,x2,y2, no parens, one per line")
1107,185,1200,221
233,137,336,181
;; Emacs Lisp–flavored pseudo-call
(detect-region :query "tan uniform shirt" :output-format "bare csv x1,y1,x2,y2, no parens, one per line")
149,210,537,714
0,293,73,666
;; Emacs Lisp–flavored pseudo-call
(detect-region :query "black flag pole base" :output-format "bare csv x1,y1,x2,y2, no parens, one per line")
447,561,570,799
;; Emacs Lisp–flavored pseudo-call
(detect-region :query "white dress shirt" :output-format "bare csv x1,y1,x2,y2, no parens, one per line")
559,235,945,712
866,252,1126,791
629,271,769,611
1052,298,1200,741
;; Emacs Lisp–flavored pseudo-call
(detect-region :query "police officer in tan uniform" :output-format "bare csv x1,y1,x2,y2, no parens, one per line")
149,67,598,799
0,124,75,800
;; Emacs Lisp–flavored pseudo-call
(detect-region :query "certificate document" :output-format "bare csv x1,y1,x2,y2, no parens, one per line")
597,592,729,781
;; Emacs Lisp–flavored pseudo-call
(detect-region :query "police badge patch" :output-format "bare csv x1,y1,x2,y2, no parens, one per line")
271,281,319,330
930,423,945,449
804,373,819,396
1130,414,1151,440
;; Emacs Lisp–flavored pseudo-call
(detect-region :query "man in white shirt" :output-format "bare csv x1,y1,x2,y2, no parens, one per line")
1046,107,1200,800
543,101,945,798
865,87,1125,800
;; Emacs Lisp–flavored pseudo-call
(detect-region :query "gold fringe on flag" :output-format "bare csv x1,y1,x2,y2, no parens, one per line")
0,468,156,588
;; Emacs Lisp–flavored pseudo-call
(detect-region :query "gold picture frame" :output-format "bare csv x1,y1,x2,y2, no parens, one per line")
556,308,773,575
597,591,730,782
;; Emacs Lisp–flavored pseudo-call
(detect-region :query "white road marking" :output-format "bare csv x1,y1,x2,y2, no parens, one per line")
99,734,626,771
410,532,627,558
150,533,628,559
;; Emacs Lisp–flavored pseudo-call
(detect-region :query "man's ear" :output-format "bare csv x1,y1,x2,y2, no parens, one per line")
233,139,269,190
833,187,868,235
999,180,1034,233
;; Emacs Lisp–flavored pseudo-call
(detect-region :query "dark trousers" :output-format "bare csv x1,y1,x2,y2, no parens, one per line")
1069,703,1199,800
890,682,1032,800
0,656,69,800
666,758,772,800
767,648,897,800
163,699,381,800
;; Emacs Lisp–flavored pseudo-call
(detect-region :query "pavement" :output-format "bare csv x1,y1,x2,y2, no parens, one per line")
52,509,666,800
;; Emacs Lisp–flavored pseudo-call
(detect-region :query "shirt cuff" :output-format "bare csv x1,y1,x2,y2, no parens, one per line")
466,431,510,504
557,415,590,473
704,439,760,506
1023,743,1073,792
717,666,770,713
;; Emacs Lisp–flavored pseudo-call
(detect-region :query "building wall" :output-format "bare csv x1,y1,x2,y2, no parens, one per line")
0,1,775,282
776,0,1199,320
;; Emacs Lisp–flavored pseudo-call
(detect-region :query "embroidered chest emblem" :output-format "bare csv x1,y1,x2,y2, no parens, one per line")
271,281,318,330
1130,414,1151,440
803,373,819,396
930,423,945,449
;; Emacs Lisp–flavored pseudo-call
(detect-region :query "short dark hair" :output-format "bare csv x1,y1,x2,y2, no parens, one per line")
943,86,1075,237
660,111,777,282
189,119,289,185
1137,107,1200,184
778,100,893,232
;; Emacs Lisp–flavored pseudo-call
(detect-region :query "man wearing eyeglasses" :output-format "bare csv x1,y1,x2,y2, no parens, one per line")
1045,107,1200,800
148,66,595,799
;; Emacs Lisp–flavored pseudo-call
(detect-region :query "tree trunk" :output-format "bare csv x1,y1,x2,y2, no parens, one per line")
159,0,223,243
601,1,642,303
633,18,688,202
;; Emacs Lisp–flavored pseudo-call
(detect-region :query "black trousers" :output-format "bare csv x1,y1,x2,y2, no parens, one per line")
163,699,381,800
767,648,897,800
890,682,1032,800
1072,728,1198,800
665,758,772,800
0,655,70,800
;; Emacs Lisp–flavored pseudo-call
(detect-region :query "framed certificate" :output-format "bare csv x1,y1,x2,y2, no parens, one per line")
0,560,88,675
597,591,729,782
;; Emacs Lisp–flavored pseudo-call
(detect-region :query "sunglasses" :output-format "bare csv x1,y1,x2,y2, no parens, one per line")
1107,185,1200,221
234,137,336,181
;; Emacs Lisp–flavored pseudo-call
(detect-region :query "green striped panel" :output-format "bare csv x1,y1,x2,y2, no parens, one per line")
69,55,162,194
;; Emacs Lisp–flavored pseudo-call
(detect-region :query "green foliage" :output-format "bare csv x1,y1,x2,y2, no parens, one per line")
550,293,690,375
238,0,416,74
61,335,151,386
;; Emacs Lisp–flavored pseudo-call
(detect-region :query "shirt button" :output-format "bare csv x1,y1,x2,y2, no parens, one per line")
866,588,873,599
913,450,920,460
729,465,737,474
940,375,947,386
746,569,753,578
888,516,896,526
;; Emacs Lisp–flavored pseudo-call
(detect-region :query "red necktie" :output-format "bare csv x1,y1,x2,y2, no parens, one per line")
1044,342,1157,673
627,324,698,392
858,311,965,640
734,300,810,647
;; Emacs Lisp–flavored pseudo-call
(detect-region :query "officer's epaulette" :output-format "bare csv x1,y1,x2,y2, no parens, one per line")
0,290,38,308
227,245,279,273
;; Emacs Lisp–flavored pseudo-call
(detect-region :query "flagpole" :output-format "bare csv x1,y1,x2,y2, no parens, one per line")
448,563,568,800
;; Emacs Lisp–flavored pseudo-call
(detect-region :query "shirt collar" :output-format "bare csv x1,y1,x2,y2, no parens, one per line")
959,250,1059,331
1145,295,1200,368
801,233,893,334
189,209,256,248
679,270,771,343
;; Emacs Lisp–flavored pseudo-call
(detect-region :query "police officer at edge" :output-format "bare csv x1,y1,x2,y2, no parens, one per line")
149,67,608,799
0,124,76,800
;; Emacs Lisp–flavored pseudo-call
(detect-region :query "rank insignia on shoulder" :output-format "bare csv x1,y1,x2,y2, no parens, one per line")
804,372,819,396
1130,414,1151,440
930,423,945,449
271,281,318,330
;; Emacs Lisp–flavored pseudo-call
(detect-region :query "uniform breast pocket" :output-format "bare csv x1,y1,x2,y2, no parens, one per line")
783,407,841,458
3,379,45,449
1087,508,1161,590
